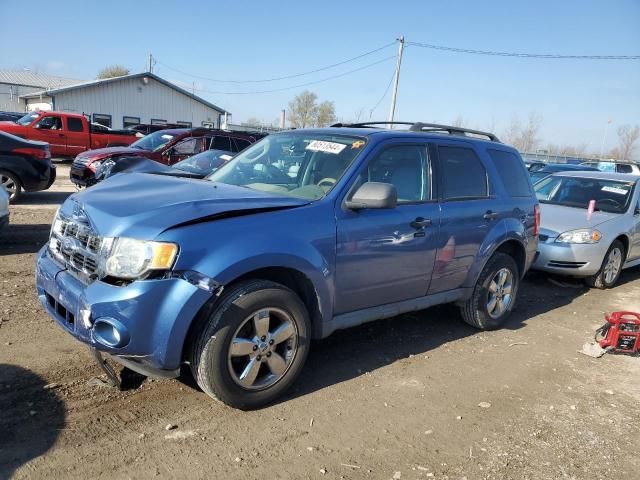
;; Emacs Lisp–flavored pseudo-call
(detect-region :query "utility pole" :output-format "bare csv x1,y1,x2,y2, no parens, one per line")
148,53,154,73
387,36,405,127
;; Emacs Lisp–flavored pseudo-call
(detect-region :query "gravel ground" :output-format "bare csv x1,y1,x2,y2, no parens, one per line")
1,167,639,479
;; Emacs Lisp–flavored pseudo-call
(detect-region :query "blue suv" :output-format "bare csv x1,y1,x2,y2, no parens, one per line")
35,122,539,409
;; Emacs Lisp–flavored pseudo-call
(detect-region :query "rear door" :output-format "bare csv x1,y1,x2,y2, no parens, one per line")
65,116,87,157
334,141,441,314
168,137,204,164
428,142,501,294
31,114,66,156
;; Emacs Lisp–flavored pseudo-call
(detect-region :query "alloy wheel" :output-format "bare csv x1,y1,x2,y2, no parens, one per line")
0,174,16,200
603,247,622,284
487,268,514,319
227,307,298,390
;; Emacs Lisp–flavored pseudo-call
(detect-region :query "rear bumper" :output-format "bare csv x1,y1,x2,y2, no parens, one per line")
532,240,607,276
35,246,214,372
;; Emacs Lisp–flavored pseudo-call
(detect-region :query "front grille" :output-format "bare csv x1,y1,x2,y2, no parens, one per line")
49,212,103,282
547,260,587,269
46,292,75,328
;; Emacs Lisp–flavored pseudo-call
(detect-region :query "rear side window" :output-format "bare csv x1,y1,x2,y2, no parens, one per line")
439,146,488,200
487,149,532,197
67,117,84,132
617,164,633,174
211,136,232,151
232,138,251,152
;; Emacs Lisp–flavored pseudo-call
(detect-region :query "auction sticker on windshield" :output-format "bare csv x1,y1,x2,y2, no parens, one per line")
306,140,347,154
602,186,630,195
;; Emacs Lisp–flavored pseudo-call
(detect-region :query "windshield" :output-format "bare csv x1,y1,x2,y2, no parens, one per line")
534,176,635,214
129,130,176,152
16,112,40,126
207,132,367,200
173,149,233,175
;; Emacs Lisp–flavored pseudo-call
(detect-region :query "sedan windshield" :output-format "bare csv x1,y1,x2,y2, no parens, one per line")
16,112,40,126
534,176,635,214
207,133,367,200
129,131,176,152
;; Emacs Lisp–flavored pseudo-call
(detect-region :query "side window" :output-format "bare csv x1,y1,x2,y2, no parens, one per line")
35,116,62,130
211,136,232,151
232,138,251,152
123,116,140,128
363,145,429,203
617,163,633,174
439,146,488,200
67,117,84,132
173,137,202,155
92,114,112,128
487,149,532,197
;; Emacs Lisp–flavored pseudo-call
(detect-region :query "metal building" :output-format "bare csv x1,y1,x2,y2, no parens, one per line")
19,72,229,129
0,70,82,112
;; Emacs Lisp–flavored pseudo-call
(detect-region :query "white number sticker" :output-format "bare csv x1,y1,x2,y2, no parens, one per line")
306,140,346,154
601,186,629,195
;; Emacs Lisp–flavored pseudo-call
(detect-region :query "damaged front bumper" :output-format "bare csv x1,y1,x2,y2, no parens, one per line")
35,246,218,376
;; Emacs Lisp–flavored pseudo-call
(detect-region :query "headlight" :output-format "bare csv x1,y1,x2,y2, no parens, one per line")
102,237,178,279
94,159,116,180
555,229,602,244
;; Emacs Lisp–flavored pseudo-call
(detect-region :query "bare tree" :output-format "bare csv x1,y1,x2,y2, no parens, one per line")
451,115,465,127
502,115,522,147
314,101,336,127
288,91,318,128
242,117,262,127
501,113,542,152
97,65,130,79
612,125,640,161
288,91,336,128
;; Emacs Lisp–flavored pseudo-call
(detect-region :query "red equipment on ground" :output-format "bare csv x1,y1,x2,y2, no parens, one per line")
596,312,640,354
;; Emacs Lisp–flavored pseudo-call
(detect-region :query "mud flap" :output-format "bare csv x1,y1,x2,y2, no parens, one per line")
90,347,121,389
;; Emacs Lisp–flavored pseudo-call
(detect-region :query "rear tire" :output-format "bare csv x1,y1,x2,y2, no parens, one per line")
585,240,624,289
0,170,22,204
460,252,520,330
190,280,311,410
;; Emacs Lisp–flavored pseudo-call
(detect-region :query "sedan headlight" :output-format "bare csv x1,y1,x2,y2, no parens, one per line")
102,237,178,279
555,229,602,244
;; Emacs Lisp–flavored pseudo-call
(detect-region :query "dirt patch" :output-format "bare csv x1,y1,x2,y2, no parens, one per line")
1,194,639,479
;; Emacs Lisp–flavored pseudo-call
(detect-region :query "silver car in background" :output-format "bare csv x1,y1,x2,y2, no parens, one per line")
533,171,640,288
0,185,9,231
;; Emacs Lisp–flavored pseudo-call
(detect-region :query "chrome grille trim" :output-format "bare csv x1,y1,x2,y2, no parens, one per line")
48,213,104,282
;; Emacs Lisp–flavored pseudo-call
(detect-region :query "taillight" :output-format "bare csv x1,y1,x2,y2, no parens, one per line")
13,147,51,161
534,204,541,236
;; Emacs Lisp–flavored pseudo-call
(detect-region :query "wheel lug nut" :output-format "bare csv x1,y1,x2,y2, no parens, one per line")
269,339,274,345
261,336,266,341
266,352,271,357
253,345,258,351
257,355,262,361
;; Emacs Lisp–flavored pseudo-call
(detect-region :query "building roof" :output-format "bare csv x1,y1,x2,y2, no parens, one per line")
0,70,83,88
19,72,228,114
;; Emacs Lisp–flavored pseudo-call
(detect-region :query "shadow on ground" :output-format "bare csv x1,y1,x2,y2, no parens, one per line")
0,364,65,479
0,224,51,256
16,191,72,206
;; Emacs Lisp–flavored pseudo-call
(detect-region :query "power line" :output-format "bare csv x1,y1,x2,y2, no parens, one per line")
369,66,396,118
156,41,396,84
192,56,396,95
406,41,640,60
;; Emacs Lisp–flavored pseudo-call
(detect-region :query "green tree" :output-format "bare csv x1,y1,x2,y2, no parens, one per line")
96,65,130,79
314,101,336,127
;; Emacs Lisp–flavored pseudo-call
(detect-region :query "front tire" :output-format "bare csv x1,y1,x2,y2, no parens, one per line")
190,280,311,410
460,252,520,330
586,240,624,289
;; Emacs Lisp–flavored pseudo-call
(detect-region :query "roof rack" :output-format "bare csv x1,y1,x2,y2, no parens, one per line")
330,121,500,143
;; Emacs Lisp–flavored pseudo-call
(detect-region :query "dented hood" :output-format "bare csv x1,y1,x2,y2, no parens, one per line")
63,173,308,238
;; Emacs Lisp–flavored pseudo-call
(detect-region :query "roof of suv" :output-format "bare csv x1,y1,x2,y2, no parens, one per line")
553,171,640,182
290,122,505,145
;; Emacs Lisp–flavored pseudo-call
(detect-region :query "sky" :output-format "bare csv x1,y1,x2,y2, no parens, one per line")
1,0,639,152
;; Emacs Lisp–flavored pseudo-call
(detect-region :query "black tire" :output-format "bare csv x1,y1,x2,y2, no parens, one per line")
0,170,22,204
460,252,520,330
190,279,311,410
585,240,624,289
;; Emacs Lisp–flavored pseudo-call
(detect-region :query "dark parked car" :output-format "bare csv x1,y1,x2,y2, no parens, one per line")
95,149,234,181
0,111,24,122
37,121,539,409
0,131,56,203
529,163,599,185
71,128,265,187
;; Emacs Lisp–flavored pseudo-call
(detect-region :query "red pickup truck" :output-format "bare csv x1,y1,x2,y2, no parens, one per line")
0,111,137,158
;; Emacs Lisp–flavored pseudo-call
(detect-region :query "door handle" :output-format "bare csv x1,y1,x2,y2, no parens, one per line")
483,210,498,221
410,217,432,229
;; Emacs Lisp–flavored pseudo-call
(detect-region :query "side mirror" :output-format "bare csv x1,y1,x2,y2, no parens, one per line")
345,182,397,210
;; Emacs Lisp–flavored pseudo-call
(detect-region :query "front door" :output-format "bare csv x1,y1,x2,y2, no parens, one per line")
32,114,66,156
335,142,440,314
167,137,203,165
